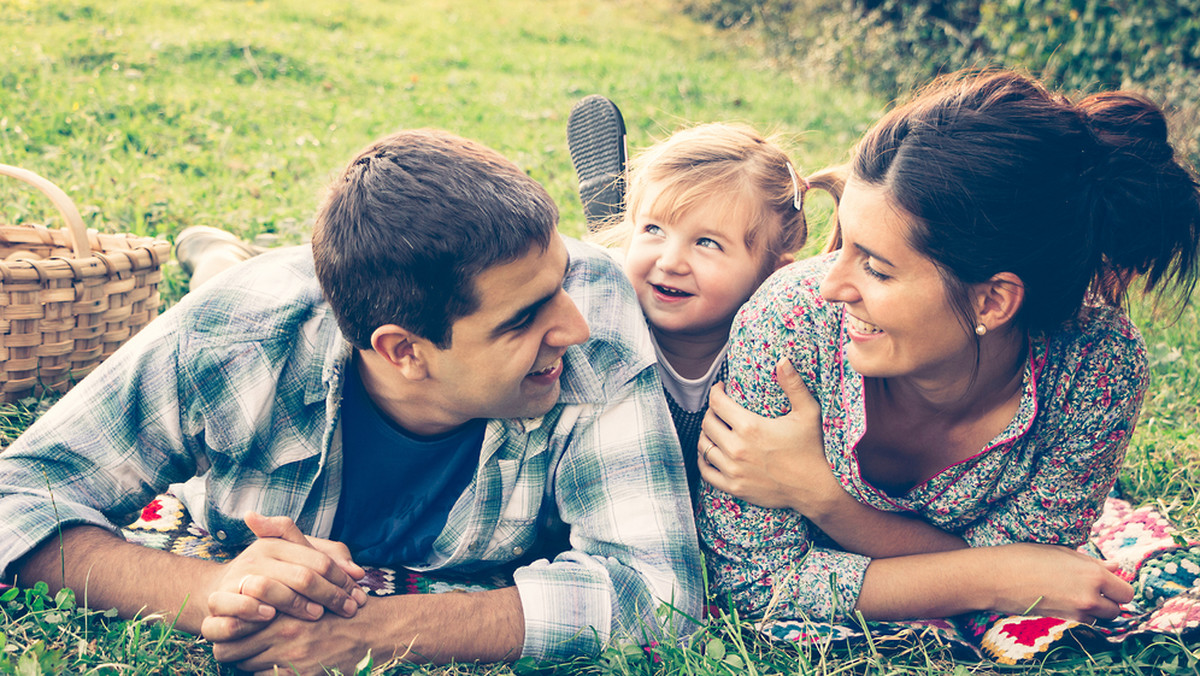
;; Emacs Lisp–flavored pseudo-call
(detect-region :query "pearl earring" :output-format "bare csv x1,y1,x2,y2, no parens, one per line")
975,323,987,336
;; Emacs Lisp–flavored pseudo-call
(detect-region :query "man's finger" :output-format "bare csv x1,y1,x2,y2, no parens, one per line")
307,537,368,585
237,570,328,620
210,634,269,665
207,589,276,623
202,610,271,644
240,513,365,613
245,511,310,546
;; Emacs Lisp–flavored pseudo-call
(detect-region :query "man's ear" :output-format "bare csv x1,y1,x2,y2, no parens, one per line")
370,324,430,380
973,272,1025,333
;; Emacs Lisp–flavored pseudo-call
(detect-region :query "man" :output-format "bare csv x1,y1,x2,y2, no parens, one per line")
0,129,701,673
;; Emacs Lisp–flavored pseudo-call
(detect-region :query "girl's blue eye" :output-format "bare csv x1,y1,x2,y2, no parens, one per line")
644,224,663,236
697,237,722,250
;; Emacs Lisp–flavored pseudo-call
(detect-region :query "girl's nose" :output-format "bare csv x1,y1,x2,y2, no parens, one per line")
656,243,690,275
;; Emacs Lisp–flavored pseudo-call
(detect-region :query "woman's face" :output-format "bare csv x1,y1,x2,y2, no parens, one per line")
819,177,978,382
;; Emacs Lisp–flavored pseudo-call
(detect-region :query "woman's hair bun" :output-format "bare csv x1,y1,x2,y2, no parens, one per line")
1074,91,1200,305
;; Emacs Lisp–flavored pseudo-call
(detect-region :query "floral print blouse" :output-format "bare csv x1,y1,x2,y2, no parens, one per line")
697,254,1149,622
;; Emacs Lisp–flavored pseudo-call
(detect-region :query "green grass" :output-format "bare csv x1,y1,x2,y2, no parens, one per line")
0,0,877,247
1,0,1198,674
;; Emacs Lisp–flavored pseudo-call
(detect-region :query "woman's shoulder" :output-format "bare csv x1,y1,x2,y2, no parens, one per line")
740,252,840,325
1035,303,1149,402
1044,303,1146,363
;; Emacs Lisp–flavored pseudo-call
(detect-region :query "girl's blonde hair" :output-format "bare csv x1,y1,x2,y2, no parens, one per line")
590,123,809,266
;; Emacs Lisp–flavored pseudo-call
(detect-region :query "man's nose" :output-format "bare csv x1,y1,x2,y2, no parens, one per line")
545,291,590,348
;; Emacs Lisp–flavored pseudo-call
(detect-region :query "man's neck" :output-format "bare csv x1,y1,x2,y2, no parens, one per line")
353,350,471,438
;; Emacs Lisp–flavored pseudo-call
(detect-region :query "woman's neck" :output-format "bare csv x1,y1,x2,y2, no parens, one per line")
652,325,730,380
856,328,1029,495
875,328,1028,422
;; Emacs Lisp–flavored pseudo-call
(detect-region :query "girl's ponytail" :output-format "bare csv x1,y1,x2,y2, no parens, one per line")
804,165,847,254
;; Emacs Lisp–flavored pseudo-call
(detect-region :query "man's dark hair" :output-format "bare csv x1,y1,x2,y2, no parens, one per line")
312,129,558,349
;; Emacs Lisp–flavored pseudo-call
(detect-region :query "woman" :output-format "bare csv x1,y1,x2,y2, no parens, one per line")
696,69,1200,625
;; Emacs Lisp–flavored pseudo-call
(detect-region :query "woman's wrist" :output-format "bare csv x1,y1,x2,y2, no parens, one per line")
790,465,853,521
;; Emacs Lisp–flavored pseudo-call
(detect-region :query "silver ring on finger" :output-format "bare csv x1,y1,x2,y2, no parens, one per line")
703,442,716,464
237,575,250,595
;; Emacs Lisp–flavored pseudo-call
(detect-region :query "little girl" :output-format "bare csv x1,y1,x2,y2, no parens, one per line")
590,122,815,497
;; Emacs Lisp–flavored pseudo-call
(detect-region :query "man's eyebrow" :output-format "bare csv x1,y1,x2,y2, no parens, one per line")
853,242,895,268
492,253,572,336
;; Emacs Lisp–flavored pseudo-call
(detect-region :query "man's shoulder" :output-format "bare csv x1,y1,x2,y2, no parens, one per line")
173,245,330,342
558,237,656,401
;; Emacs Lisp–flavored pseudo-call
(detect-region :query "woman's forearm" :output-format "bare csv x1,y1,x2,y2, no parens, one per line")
855,543,1132,622
802,483,967,557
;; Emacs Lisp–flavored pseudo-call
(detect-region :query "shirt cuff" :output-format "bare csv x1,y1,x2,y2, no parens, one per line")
778,546,871,623
512,553,613,660
0,495,119,580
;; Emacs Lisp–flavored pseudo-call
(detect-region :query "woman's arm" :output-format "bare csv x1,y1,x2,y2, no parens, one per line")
856,542,1132,623
700,358,966,558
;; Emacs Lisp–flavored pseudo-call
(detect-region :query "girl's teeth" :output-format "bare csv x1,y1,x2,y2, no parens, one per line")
653,284,691,297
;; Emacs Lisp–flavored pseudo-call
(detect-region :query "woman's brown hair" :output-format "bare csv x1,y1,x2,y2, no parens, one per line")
848,69,1200,334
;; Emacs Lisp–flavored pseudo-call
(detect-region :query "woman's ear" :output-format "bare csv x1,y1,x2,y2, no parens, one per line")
370,324,430,380
974,272,1025,332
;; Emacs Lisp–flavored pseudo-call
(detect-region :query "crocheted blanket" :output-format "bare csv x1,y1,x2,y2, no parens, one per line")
120,494,507,597
117,493,1200,664
757,495,1200,664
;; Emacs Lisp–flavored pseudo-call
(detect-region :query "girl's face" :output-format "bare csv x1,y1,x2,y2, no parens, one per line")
624,182,778,341
819,177,979,382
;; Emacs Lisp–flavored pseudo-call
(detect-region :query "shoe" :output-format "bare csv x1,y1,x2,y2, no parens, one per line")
174,226,263,289
567,95,627,231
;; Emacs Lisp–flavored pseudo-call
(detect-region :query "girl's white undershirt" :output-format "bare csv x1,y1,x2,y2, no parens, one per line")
649,332,730,412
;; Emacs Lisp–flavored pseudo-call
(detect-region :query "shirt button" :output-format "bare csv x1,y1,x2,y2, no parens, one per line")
467,542,478,551
512,546,524,556
215,530,227,540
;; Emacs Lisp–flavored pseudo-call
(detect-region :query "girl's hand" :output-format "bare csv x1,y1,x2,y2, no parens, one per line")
699,358,836,512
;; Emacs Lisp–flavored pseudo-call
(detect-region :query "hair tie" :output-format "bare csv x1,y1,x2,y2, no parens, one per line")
786,162,809,211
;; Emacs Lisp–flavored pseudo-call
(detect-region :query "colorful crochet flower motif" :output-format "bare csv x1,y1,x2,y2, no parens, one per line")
981,615,1075,664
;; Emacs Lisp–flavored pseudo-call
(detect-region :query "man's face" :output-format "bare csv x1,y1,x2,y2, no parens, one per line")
422,236,590,426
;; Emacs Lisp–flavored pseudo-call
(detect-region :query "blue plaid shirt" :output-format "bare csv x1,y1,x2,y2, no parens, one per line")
0,237,702,660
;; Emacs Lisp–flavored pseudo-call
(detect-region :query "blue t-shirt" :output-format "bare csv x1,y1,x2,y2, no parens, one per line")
330,360,484,566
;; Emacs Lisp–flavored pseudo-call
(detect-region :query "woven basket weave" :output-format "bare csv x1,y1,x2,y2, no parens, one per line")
0,165,170,403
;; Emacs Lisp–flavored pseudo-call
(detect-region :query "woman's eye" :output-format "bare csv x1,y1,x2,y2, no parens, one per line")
697,237,722,250
643,224,663,236
862,258,889,280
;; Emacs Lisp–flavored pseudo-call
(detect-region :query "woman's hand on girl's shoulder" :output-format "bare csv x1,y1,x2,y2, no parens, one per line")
698,359,835,512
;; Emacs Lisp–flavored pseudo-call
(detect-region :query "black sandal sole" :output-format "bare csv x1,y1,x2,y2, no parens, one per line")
567,95,628,231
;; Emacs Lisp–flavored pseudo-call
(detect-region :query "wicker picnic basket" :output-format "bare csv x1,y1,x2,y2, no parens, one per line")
0,164,170,403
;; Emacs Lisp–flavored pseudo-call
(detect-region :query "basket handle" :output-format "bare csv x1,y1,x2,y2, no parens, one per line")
0,164,92,259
